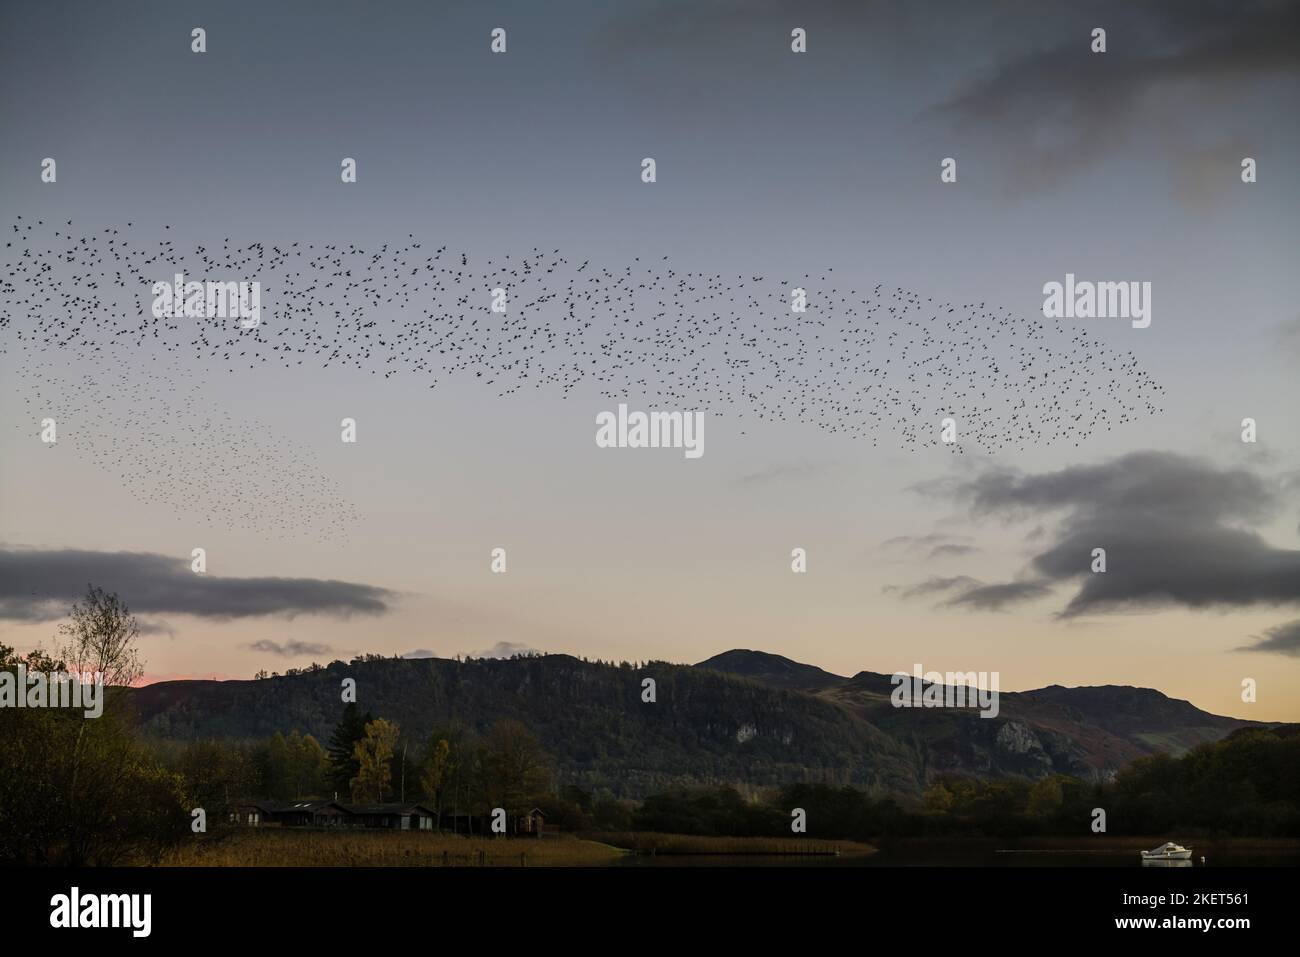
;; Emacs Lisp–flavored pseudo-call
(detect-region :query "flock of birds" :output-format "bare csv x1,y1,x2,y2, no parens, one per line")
2,217,1165,538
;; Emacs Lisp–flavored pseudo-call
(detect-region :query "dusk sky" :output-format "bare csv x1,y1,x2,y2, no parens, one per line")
2,0,1298,721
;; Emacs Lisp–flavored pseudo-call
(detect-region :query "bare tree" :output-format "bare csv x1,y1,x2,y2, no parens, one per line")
57,584,144,837
57,584,144,688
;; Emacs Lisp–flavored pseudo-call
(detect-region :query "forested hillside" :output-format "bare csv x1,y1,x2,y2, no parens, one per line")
130,651,1259,798
131,654,918,796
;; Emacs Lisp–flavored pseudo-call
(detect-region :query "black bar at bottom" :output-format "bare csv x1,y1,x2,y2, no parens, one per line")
0,865,1281,942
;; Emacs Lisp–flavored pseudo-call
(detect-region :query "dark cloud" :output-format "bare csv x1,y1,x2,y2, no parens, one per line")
961,452,1276,524
402,648,437,660
247,640,334,658
941,452,1300,617
136,619,176,639
884,532,951,548
1237,620,1300,657
884,575,983,600
927,543,981,559
0,547,395,622
882,532,974,554
943,580,1053,611
936,0,1300,192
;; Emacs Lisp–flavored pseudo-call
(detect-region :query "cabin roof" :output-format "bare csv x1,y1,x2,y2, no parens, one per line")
272,800,350,813
345,803,436,815
235,800,277,813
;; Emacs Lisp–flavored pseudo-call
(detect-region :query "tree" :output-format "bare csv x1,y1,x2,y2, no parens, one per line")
215,731,327,802
0,639,188,865
57,585,144,689
420,734,454,827
289,732,328,799
326,703,374,797
54,586,153,860
923,781,955,814
177,740,256,822
351,718,399,802
480,719,551,829
258,731,292,800
1026,775,1065,819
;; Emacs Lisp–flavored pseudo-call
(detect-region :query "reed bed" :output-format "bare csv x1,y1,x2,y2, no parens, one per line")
160,828,627,867
585,832,876,856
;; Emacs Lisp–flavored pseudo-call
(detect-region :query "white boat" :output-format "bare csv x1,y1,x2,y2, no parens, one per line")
1141,841,1193,861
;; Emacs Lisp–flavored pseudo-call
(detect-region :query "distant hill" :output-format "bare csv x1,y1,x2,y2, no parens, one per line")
694,649,848,692
819,671,1251,783
129,650,1263,799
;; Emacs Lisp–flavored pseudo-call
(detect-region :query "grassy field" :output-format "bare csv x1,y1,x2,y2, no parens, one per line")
158,828,876,865
161,828,627,867
585,832,876,856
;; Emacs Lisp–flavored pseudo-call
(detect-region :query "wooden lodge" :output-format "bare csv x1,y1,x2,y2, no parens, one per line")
518,807,548,834
344,803,437,830
274,800,353,827
230,800,276,826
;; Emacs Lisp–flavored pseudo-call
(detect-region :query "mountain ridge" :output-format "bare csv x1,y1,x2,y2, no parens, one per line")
129,648,1264,799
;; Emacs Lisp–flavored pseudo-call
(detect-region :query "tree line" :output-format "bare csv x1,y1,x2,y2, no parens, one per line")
140,695,562,834
625,725,1300,841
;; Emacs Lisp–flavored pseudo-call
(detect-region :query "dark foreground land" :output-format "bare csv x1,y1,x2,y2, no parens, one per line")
155,828,1300,867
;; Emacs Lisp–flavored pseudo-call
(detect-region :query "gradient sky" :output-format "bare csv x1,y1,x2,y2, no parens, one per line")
2,0,1298,720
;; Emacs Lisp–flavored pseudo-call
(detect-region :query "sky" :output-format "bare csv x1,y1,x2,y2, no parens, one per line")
1,0,1298,721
